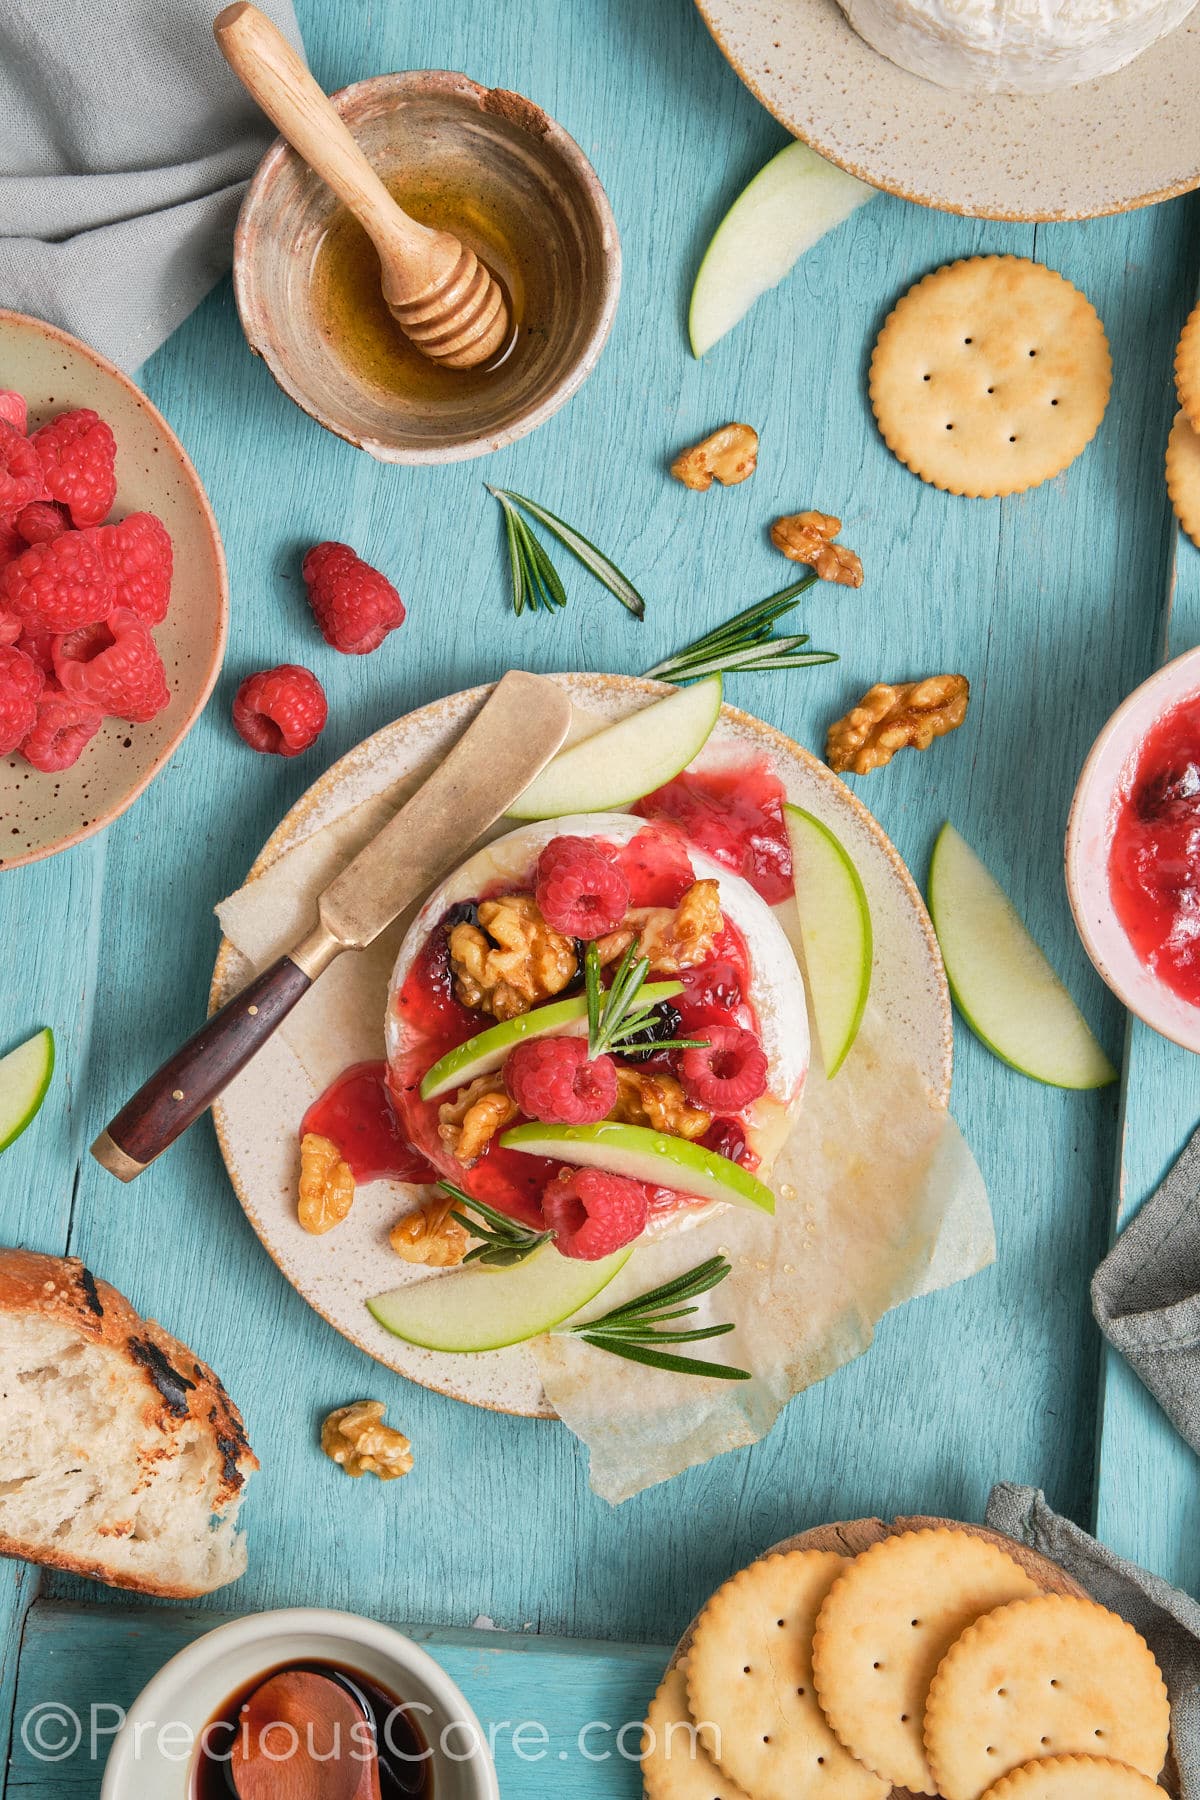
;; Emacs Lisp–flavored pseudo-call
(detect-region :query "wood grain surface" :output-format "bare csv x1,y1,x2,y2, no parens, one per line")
1,0,1199,1794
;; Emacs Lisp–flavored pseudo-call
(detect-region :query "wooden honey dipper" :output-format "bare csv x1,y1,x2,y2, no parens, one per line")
214,3,511,369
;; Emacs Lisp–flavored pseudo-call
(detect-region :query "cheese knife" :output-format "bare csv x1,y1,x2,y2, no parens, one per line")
91,671,573,1182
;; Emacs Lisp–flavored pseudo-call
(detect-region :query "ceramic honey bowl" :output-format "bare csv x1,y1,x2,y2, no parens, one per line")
233,70,621,464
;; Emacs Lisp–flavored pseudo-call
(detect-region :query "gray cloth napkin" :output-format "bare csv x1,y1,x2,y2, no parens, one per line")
1092,1122,1200,1457
987,1483,1200,1799
0,0,303,372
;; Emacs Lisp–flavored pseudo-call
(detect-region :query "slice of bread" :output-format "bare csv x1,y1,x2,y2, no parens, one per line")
0,1248,257,1597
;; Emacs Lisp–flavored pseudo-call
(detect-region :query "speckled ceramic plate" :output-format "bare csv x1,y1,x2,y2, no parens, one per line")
211,674,951,1418
696,0,1200,219
0,311,227,870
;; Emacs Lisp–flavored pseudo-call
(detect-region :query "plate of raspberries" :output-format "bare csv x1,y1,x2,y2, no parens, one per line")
0,309,227,868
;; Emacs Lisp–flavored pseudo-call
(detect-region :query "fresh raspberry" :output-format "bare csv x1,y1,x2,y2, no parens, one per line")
15,627,56,671
504,1036,617,1125
544,1167,649,1260
0,391,27,435
301,541,405,654
0,646,45,754
19,686,103,771
31,408,117,527
232,664,327,757
95,511,173,624
2,531,112,633
679,1025,769,1113
535,835,631,937
0,612,20,647
14,501,70,546
0,422,47,517
54,608,170,723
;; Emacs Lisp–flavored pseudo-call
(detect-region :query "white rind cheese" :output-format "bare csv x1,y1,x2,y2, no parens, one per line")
837,0,1198,91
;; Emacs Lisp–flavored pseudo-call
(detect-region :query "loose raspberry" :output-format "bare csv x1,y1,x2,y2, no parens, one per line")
301,541,405,654
0,646,45,755
31,408,116,527
14,501,70,546
679,1025,769,1113
504,1036,617,1125
0,613,20,648
544,1167,650,1260
0,422,47,517
19,687,103,771
535,835,631,937
2,531,112,633
95,511,173,624
0,391,27,436
232,664,327,757
54,608,171,724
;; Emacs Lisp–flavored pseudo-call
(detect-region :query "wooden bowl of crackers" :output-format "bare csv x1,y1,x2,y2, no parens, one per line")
644,1515,1176,1800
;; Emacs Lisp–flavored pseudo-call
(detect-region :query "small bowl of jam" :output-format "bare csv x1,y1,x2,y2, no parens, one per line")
1067,644,1200,1051
99,1607,498,1800
233,70,620,464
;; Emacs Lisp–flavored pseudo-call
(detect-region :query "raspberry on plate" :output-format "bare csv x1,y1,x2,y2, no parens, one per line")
54,608,170,724
14,501,70,546
19,687,103,771
302,541,405,654
0,646,45,755
504,1036,618,1125
2,531,113,633
96,511,173,624
232,664,327,757
31,407,117,527
543,1167,650,1260
679,1025,769,1112
535,835,631,937
0,391,28,436
0,423,47,517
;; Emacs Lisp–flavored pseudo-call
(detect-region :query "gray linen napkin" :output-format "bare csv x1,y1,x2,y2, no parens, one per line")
0,0,302,372
1092,1122,1200,1457
987,1483,1200,1799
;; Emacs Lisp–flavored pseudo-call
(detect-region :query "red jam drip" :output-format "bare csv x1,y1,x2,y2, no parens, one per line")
301,1061,438,1185
1110,693,1200,1007
634,757,793,905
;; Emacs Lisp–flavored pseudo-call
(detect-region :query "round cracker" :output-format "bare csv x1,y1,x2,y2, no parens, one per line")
980,1754,1168,1800
1176,302,1200,434
643,1661,753,1800
924,1594,1170,1800
1166,408,1200,549
811,1527,1040,1793
687,1549,889,1800
869,256,1112,498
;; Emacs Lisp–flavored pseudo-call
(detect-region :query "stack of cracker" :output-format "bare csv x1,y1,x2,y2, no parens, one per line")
1168,303,1200,549
643,1521,1171,1800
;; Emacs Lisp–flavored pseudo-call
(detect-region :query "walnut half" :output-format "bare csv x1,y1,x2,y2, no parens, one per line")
322,1401,413,1481
826,675,970,776
298,1133,355,1235
771,510,864,588
390,1194,471,1267
671,423,759,491
437,1073,519,1167
449,893,577,1021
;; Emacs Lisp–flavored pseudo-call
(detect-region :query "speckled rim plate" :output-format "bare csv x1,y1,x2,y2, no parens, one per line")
695,0,1200,220
211,674,951,1418
0,310,228,869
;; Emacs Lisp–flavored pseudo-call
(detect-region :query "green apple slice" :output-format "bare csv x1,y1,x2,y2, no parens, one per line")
928,822,1117,1090
689,141,876,358
507,677,723,821
0,1027,54,1152
784,804,872,1079
500,1121,775,1214
367,1242,632,1352
420,982,683,1100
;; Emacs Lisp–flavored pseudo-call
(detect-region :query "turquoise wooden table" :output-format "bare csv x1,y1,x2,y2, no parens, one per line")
3,0,1200,1791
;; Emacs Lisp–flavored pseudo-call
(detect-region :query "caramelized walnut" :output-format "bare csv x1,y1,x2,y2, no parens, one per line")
611,1066,712,1140
298,1132,355,1235
389,1195,471,1267
437,1073,519,1167
596,879,723,975
671,423,759,491
449,893,577,1021
826,675,970,776
771,510,864,587
321,1401,413,1481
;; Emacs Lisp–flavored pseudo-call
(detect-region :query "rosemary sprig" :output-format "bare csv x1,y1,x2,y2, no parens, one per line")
562,1255,750,1380
488,485,647,620
440,1182,554,1268
645,575,839,684
585,941,707,1060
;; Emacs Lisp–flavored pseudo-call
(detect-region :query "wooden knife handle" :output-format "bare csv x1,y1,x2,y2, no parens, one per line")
91,955,314,1181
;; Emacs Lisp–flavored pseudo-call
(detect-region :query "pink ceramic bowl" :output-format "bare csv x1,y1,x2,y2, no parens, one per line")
0,312,228,870
1066,645,1200,1052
